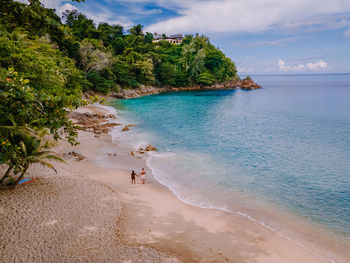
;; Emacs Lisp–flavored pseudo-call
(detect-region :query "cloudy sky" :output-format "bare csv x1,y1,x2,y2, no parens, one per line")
25,0,350,74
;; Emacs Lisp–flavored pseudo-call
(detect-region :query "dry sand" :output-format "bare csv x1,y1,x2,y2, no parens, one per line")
1,104,349,263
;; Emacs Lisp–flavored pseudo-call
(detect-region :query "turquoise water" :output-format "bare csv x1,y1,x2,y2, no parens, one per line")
112,74,350,241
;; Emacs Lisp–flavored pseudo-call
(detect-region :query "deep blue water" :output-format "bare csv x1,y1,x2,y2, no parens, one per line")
112,74,350,240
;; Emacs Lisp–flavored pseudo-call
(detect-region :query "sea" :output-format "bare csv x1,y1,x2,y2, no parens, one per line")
109,74,350,254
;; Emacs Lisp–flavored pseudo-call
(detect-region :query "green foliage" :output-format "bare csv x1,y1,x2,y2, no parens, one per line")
0,68,77,187
129,24,144,36
155,62,176,86
174,72,188,86
62,10,99,40
86,70,116,93
0,126,64,188
198,72,215,86
98,23,124,47
0,68,80,144
0,0,238,94
0,30,84,100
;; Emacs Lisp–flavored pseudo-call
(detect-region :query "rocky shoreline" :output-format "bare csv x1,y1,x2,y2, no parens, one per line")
111,77,262,99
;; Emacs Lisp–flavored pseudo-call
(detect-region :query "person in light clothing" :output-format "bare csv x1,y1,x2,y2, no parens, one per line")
140,168,146,184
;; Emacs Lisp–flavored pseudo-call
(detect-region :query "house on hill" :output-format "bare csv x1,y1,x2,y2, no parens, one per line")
153,34,183,45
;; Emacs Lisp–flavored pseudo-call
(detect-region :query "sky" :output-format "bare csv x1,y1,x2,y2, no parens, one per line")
21,0,350,74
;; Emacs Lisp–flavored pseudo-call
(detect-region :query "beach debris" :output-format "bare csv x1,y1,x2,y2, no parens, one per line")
19,178,35,185
131,150,135,156
121,124,136,132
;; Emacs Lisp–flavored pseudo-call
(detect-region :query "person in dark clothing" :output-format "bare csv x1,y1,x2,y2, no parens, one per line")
131,170,136,184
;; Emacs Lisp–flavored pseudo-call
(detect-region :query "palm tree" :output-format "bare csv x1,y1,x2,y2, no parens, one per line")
0,117,31,185
1,125,64,189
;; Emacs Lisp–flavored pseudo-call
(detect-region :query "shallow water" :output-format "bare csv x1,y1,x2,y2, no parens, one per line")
110,74,350,246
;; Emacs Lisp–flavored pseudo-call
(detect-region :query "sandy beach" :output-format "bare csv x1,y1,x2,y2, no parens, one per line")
1,104,349,263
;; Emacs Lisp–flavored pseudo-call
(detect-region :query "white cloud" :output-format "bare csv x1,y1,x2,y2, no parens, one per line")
16,0,350,36
278,59,328,71
145,0,350,34
17,0,134,28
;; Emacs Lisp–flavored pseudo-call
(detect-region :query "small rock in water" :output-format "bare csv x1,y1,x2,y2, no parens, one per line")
122,124,136,132
145,144,158,151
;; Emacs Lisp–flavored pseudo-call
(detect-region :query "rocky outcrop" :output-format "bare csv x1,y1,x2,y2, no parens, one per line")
69,112,120,135
240,76,262,90
136,144,158,154
111,77,262,99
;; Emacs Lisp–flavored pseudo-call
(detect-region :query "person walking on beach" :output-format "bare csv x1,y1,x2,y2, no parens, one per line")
131,170,136,184
140,168,146,184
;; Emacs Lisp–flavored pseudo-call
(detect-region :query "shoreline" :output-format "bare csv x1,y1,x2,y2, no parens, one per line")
88,104,349,262
110,77,262,99
1,104,349,262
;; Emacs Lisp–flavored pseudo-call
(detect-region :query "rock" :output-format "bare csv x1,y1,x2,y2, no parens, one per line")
145,144,158,151
71,150,82,157
106,114,116,119
122,124,136,132
63,151,86,161
76,155,86,161
240,76,262,90
122,126,129,132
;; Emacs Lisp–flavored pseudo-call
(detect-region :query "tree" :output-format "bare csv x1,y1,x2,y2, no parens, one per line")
0,128,64,188
112,58,132,87
129,24,144,36
144,32,154,44
111,37,125,55
62,10,99,40
79,39,113,73
132,57,155,84
155,62,176,85
98,23,123,47
188,49,205,82
0,68,80,144
0,30,84,100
